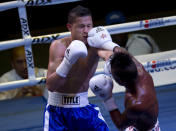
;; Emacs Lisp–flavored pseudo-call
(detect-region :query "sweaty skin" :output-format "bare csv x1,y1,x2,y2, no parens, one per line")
47,37,99,93
46,16,103,94
109,47,159,131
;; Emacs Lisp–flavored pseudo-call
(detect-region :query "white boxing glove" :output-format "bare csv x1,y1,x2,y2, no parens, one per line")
88,26,119,51
89,74,118,111
56,40,87,77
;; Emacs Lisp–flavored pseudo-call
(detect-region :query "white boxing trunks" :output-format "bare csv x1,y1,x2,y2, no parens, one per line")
125,119,161,131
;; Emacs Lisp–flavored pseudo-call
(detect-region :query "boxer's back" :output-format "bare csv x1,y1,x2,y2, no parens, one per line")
125,65,159,130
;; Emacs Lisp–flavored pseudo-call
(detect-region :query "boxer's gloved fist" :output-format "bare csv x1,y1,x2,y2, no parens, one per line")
87,26,119,51
89,74,113,101
89,74,118,111
56,40,87,77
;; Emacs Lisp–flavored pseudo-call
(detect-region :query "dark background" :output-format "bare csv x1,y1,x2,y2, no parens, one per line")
0,0,176,40
0,0,176,76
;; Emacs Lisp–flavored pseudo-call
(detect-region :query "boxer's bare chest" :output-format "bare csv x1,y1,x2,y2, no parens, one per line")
62,48,99,93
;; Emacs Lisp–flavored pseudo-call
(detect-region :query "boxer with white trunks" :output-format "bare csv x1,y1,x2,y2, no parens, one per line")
89,51,161,131
125,119,160,131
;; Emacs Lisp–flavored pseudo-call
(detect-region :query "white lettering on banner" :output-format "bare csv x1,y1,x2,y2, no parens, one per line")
62,96,80,105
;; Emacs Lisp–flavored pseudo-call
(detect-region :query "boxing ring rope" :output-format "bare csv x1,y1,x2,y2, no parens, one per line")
0,0,81,12
0,0,176,91
1,15,176,51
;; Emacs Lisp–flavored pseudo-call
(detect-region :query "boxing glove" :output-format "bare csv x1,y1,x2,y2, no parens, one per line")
87,26,119,51
89,74,118,111
56,40,88,77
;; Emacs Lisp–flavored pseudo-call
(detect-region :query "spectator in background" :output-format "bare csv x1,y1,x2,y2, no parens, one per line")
0,46,47,100
105,11,160,56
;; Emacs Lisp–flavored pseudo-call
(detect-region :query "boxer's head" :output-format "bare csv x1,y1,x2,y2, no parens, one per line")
110,52,138,86
11,46,28,79
67,5,93,44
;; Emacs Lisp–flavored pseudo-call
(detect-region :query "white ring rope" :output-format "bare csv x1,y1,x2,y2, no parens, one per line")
0,0,81,12
0,15,176,51
0,32,70,51
0,0,176,92
0,77,46,91
106,16,176,35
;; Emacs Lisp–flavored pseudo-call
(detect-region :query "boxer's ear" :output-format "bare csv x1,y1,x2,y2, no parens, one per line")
66,23,72,32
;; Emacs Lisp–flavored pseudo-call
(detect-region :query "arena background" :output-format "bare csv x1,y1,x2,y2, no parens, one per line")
0,1,176,131
0,0,176,76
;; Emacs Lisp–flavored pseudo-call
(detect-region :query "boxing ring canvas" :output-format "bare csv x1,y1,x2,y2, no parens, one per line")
0,0,176,131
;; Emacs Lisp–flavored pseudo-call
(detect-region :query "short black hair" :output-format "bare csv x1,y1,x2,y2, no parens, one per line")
68,5,92,24
110,52,138,83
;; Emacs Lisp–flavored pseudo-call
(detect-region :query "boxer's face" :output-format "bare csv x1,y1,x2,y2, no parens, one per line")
67,15,93,44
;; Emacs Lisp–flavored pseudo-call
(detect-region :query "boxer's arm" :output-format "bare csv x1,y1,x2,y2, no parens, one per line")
110,101,147,130
109,108,133,130
46,40,67,91
98,50,113,61
89,74,137,130
46,40,88,91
